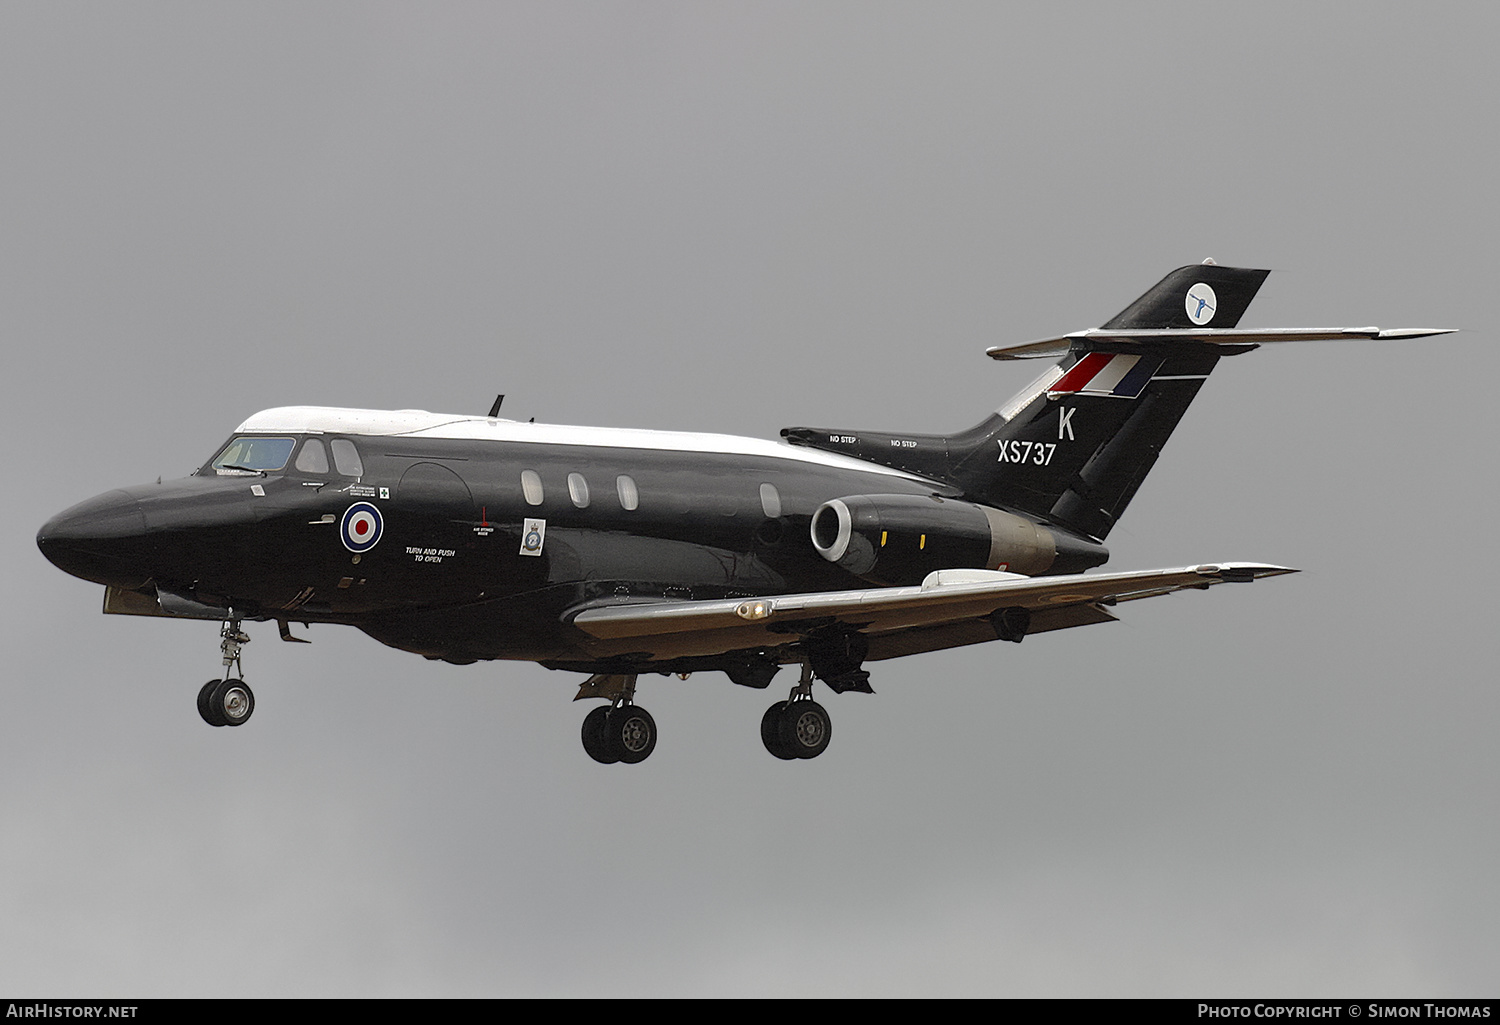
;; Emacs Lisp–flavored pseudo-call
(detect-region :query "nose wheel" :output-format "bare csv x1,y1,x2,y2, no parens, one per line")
197,613,256,727
198,677,255,727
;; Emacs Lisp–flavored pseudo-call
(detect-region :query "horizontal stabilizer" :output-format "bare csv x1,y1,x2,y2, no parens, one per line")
987,326,1457,360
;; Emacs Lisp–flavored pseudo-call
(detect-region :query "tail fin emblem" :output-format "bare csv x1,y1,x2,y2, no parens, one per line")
1186,283,1217,325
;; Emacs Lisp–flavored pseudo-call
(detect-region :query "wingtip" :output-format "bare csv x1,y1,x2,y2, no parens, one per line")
1376,328,1458,340
1195,562,1300,582
985,336,1074,360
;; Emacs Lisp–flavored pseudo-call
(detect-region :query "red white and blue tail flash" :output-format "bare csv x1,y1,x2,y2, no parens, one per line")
1047,352,1162,399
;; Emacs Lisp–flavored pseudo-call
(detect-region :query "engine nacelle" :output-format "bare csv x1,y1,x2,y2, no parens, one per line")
808,494,1107,585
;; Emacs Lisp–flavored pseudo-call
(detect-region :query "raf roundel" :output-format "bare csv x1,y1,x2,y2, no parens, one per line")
340,502,384,553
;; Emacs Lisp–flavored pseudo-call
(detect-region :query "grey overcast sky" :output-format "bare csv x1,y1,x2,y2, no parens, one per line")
3,1,1497,997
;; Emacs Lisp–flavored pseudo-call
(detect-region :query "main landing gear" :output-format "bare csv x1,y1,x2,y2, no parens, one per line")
761,662,832,760
577,674,657,764
198,614,256,728
573,659,845,764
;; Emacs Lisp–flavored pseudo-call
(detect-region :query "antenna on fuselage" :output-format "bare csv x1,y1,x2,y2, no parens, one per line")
487,394,505,418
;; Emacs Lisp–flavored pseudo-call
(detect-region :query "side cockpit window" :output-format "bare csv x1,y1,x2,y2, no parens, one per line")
295,438,329,474
212,436,296,474
330,439,364,477
292,438,364,477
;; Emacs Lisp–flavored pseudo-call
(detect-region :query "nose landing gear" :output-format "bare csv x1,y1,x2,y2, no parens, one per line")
197,677,255,727
197,614,256,728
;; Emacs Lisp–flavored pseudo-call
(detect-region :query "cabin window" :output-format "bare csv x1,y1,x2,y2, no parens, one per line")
330,439,364,477
295,438,329,474
567,472,590,508
616,475,639,511
521,470,544,506
212,436,296,474
759,483,782,519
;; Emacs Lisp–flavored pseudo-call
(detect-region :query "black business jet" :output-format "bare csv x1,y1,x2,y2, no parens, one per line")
36,263,1451,764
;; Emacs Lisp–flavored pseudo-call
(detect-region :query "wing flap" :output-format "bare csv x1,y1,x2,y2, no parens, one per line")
569,563,1295,656
864,602,1120,662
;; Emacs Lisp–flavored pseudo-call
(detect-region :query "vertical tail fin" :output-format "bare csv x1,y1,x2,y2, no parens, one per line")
947,264,1270,540
1099,262,1270,330
781,263,1447,546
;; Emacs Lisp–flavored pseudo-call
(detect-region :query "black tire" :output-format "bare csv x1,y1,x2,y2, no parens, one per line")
780,700,831,759
760,701,796,760
211,678,255,727
198,679,226,727
581,705,619,764
607,704,657,764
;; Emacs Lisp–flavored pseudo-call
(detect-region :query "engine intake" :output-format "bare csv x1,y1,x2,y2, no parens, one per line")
809,494,1106,585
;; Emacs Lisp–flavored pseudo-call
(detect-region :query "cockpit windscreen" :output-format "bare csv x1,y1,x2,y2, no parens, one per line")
211,436,296,473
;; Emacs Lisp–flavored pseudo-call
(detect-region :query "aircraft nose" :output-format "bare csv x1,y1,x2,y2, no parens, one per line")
37,489,153,588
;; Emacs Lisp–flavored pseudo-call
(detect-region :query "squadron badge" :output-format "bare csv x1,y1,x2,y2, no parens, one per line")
519,517,546,557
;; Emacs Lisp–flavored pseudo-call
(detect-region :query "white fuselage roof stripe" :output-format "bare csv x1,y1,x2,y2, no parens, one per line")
234,406,938,483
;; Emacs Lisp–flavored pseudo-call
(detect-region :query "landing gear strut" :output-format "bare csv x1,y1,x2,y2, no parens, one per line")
198,613,256,727
577,674,657,764
761,663,832,760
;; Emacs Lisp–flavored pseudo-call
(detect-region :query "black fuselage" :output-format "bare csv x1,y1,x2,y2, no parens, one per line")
40,425,1003,671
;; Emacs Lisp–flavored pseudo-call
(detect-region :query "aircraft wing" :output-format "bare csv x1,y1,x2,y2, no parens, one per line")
568,563,1297,662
